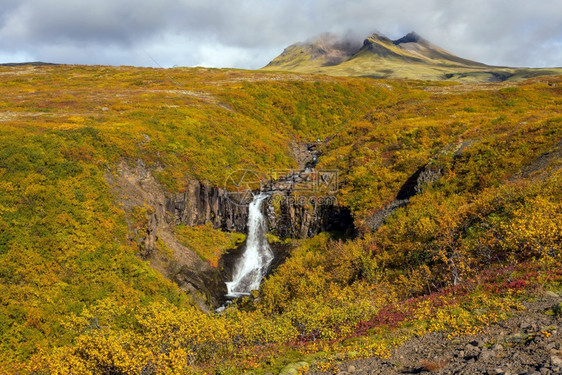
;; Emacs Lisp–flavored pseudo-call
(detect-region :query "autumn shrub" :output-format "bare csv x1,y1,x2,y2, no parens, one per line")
0,65,561,373
174,222,246,267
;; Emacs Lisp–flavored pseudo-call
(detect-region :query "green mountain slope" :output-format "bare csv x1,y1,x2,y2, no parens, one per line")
263,31,562,82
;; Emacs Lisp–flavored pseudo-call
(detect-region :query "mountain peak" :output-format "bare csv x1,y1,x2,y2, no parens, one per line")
363,32,394,46
263,29,490,80
393,32,425,45
265,33,362,68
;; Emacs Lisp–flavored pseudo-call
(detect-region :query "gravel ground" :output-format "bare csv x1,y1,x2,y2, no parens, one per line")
305,293,562,375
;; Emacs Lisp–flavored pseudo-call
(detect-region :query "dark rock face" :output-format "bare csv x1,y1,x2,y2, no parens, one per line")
365,199,409,232
365,163,443,231
165,178,354,240
395,164,442,200
166,179,248,232
138,211,158,259
511,138,562,180
268,194,354,239
393,31,424,45
171,264,227,305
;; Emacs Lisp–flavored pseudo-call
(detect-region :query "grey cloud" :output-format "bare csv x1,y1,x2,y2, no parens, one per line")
0,0,181,45
0,0,561,68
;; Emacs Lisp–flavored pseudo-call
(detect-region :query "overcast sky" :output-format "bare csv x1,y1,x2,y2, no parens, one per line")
1,0,561,69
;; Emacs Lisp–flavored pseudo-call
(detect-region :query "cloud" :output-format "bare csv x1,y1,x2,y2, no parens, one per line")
0,0,561,68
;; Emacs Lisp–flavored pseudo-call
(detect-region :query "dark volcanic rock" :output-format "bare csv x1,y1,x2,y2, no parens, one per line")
166,179,248,232
165,178,354,239
365,163,442,231
268,193,354,239
393,32,424,45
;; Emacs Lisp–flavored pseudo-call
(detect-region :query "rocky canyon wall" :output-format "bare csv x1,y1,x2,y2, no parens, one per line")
107,159,354,308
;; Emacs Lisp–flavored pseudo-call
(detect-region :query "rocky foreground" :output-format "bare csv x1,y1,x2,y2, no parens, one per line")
305,294,562,375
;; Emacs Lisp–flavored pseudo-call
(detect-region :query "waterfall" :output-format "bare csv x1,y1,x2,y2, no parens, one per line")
225,193,274,297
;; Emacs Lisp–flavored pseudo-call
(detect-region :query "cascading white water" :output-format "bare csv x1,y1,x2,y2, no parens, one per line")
225,193,274,297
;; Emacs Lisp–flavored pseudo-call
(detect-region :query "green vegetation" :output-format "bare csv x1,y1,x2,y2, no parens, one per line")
0,64,560,374
175,223,246,267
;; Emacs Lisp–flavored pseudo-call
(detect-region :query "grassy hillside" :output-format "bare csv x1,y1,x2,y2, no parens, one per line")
263,32,562,82
265,46,562,82
0,65,560,374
